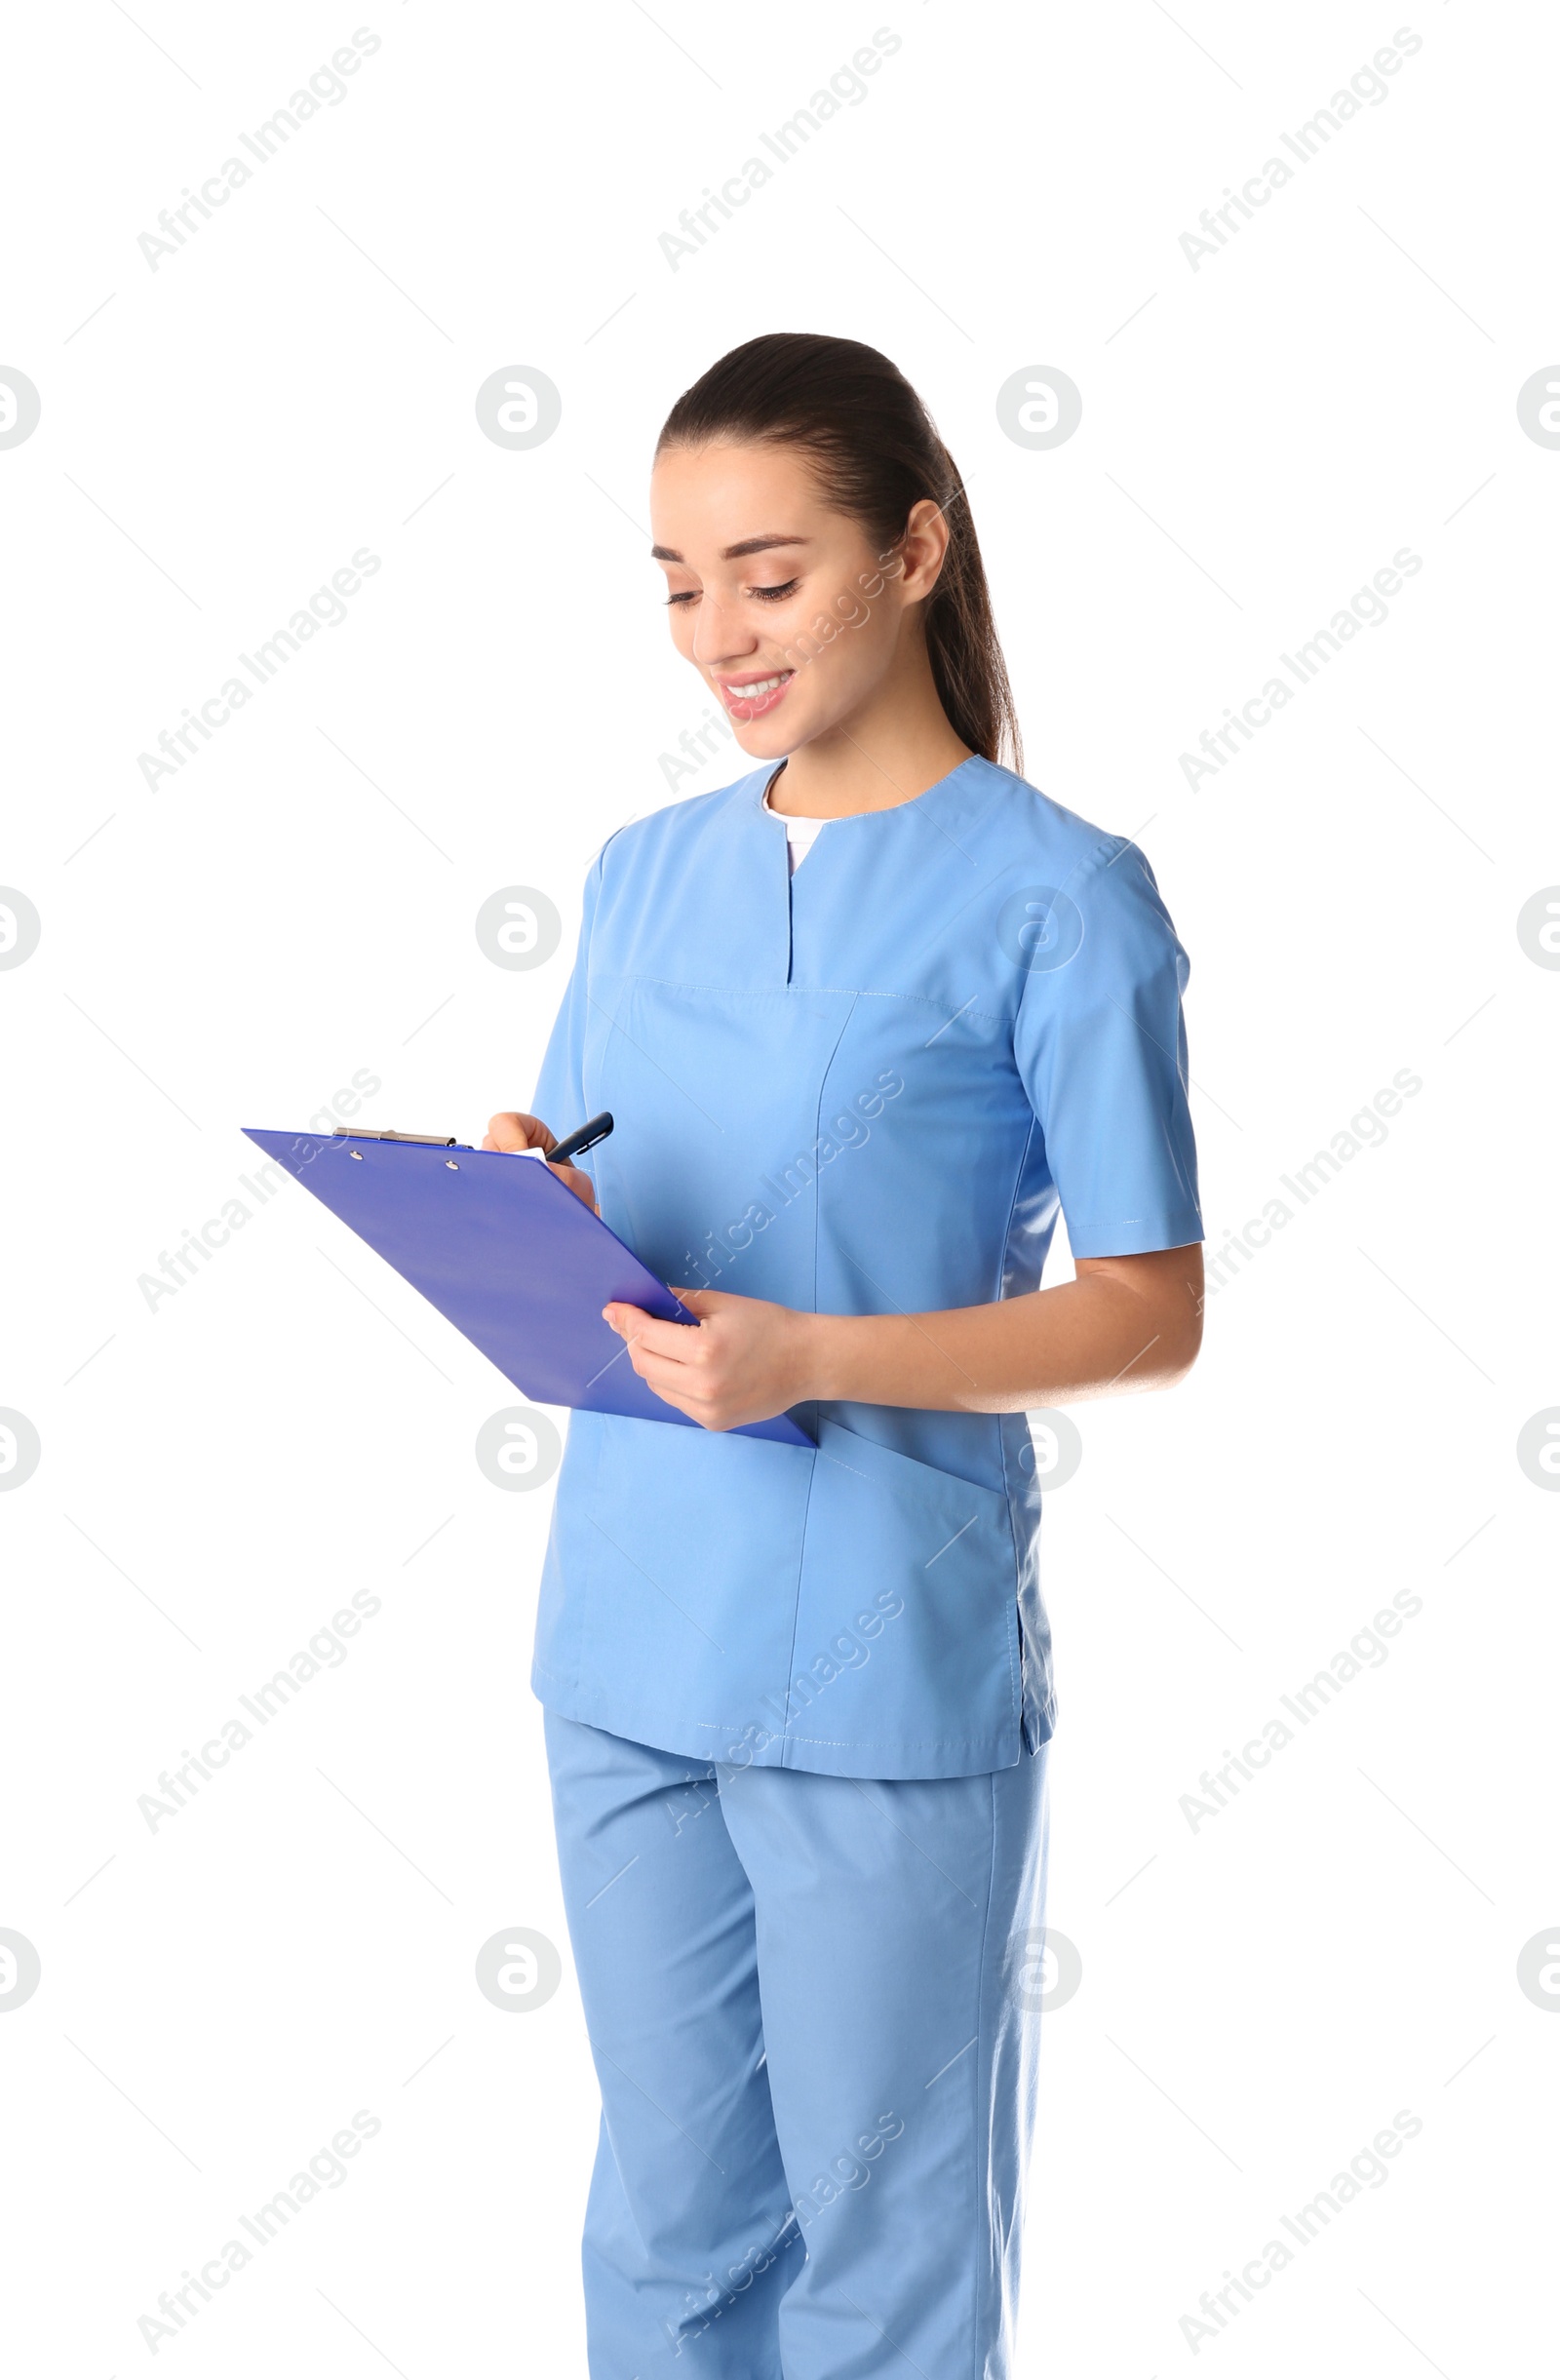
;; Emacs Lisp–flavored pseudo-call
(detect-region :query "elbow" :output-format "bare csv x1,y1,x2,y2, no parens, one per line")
1073,1245,1205,1396
1140,1252,1205,1390
1135,1313,1200,1395
1160,1261,1205,1385
1160,1313,1202,1387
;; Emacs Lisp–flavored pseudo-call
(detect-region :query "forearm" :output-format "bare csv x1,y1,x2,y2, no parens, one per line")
801,1249,1204,1414
605,1248,1203,1432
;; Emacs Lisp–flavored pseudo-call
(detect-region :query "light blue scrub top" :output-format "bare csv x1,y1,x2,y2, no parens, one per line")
529,757,1202,1780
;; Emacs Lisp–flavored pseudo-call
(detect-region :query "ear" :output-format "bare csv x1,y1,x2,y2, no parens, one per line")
895,494,954,605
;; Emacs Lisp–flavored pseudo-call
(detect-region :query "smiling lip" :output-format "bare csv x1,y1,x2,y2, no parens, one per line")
717,670,794,721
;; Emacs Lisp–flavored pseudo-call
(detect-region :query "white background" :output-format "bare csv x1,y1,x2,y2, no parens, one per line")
2,1,1555,2371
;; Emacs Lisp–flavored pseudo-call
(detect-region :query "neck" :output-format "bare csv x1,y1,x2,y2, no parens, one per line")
765,649,973,818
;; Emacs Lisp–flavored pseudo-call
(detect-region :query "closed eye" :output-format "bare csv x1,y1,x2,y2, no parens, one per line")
663,576,800,607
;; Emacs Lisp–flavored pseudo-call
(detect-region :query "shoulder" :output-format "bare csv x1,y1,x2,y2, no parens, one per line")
955,761,1188,994
592,769,769,891
955,757,1154,891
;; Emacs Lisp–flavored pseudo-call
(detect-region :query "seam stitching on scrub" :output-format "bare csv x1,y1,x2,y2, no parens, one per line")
994,1116,1037,1735
534,1678,1013,1756
593,1713,1017,1755
778,990,859,1771
972,1769,1000,2377
1040,826,1137,902
995,1111,1037,1310
1009,823,1155,1041
775,1449,822,1773
1067,1203,1206,1234
587,972,1023,1026
807,989,859,1321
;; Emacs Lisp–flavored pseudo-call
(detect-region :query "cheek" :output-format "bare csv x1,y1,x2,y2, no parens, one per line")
797,588,877,661
815,599,893,689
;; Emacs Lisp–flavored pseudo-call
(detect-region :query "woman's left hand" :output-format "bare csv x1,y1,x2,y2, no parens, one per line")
602,1287,819,1430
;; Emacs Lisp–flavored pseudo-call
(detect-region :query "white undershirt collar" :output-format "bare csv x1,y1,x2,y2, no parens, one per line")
762,779,832,875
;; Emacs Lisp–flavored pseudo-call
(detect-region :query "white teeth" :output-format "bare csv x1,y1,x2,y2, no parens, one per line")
726,674,786,699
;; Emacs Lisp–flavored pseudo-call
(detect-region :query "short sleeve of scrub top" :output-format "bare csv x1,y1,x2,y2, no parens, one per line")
527,758,1202,1781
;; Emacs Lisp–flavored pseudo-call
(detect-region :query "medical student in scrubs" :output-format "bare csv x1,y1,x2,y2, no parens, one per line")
485,333,1204,2379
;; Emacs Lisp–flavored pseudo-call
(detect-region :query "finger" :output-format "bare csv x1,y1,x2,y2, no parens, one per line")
605,1330,706,1402
486,1111,556,1154
667,1285,722,1318
652,1385,731,1431
614,1338,683,1398
627,1341,709,1390
602,1306,703,1364
631,1357,722,1421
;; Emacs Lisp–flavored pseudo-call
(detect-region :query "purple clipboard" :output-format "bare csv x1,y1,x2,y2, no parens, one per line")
242,1128,812,1447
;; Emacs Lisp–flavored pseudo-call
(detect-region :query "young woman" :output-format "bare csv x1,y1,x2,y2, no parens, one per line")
486,333,1204,2379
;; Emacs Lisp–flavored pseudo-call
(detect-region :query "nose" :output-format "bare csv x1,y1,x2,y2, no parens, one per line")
690,590,760,672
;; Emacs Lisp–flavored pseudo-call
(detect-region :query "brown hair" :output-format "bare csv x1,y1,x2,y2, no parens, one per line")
656,332,1022,773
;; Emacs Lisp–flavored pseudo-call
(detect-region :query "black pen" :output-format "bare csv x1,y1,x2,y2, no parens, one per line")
547,1112,614,1167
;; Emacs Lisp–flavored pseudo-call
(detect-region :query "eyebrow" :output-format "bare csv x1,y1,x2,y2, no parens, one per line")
649,534,810,564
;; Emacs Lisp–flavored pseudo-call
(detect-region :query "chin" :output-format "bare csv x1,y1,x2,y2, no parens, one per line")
729,719,796,761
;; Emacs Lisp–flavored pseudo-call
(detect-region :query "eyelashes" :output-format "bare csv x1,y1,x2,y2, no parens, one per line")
663,578,801,607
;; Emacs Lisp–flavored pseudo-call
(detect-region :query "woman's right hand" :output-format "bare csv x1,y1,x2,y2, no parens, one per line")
483,1112,598,1209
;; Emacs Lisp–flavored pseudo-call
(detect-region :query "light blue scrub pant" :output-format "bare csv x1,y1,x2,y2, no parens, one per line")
544,1710,1052,2379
